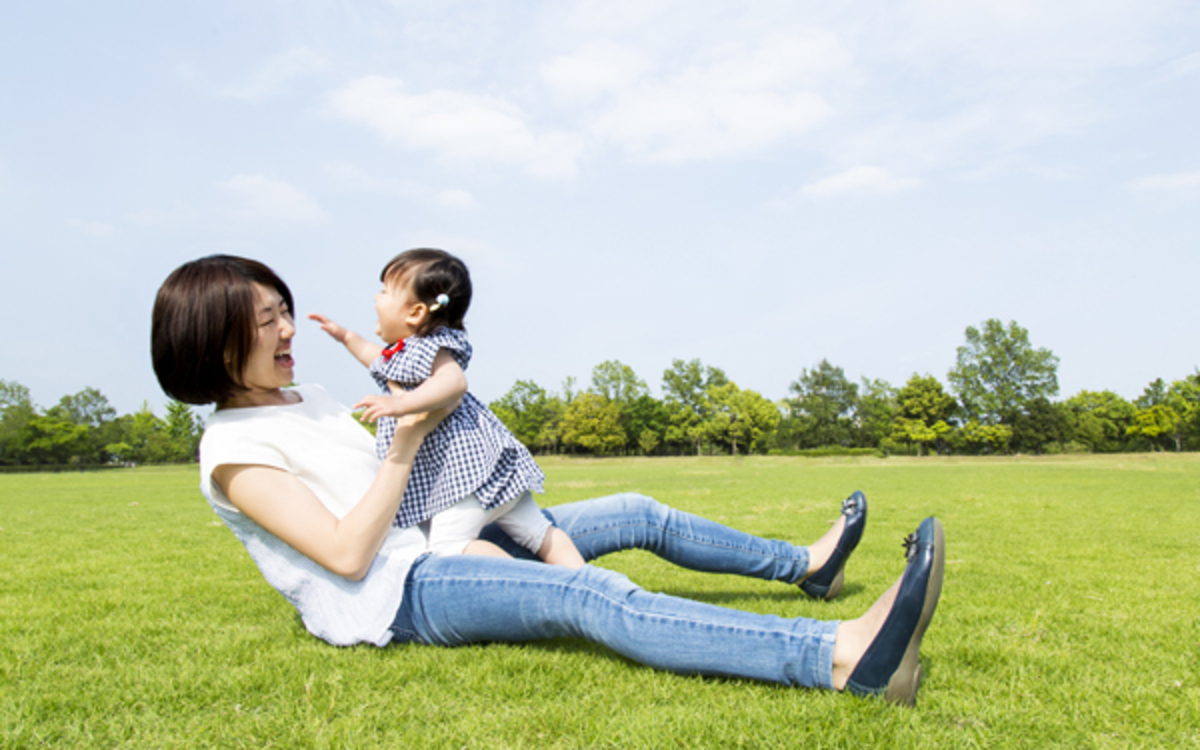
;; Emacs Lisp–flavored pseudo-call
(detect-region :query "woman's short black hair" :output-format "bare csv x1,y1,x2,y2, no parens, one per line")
152,255,294,405
381,248,472,337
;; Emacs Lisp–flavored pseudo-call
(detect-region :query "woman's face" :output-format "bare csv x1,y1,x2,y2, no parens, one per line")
232,282,296,396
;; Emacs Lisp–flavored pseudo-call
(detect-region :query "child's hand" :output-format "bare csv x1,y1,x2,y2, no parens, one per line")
308,313,349,343
354,394,407,423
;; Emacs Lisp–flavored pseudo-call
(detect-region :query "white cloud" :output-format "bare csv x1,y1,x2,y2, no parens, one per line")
323,2,1191,180
322,159,396,193
801,166,921,197
434,189,478,210
216,174,329,223
217,48,327,101
65,219,119,238
539,41,653,103
127,202,201,228
581,32,844,162
1160,51,1200,79
321,160,478,209
326,76,584,179
1128,171,1200,191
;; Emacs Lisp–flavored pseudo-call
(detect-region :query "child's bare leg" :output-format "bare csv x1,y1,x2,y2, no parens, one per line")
537,527,586,569
462,539,513,558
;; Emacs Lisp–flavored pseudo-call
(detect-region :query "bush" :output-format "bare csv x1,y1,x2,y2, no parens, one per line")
766,446,883,458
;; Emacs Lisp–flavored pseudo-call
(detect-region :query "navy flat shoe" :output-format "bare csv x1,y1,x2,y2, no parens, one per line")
799,491,868,601
845,516,945,706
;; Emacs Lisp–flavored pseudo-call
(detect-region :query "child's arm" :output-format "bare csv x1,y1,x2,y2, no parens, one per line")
308,313,383,368
356,349,467,423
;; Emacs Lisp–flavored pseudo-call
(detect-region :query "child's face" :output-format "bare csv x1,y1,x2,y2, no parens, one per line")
374,273,426,343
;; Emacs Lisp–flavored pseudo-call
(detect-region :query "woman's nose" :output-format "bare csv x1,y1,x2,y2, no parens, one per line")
281,315,296,339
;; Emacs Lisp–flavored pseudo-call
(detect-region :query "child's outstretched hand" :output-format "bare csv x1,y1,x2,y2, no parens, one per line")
308,313,349,343
355,394,407,423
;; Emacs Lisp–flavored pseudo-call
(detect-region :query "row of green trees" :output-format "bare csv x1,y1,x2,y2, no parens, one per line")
0,381,202,466
4,318,1197,465
489,319,1200,456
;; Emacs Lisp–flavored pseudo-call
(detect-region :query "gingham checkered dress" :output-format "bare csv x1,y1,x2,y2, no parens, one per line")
369,327,545,529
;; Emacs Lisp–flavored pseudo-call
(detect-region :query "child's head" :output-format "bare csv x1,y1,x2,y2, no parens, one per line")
378,248,472,338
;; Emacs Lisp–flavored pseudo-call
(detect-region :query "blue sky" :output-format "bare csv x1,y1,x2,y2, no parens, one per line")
2,0,1198,418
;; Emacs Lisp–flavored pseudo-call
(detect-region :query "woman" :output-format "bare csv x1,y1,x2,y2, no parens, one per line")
151,255,945,706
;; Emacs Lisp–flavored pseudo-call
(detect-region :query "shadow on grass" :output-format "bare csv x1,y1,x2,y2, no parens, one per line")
652,581,868,605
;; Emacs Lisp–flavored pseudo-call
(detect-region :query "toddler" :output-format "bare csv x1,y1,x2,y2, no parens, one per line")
310,248,585,568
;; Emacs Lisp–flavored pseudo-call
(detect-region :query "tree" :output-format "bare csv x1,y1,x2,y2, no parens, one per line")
896,374,956,426
953,420,1013,455
120,402,175,463
1062,390,1136,453
1009,397,1068,454
55,387,117,428
13,413,91,464
626,394,669,455
785,360,858,448
892,418,951,457
590,360,648,404
662,359,728,411
854,378,898,448
891,374,956,456
948,319,1059,424
534,393,568,454
164,401,203,462
0,379,37,465
661,359,727,455
1,380,33,411
588,360,655,453
1135,378,1168,409
1165,374,1200,451
491,380,552,449
1126,404,1180,452
702,382,780,455
561,393,626,456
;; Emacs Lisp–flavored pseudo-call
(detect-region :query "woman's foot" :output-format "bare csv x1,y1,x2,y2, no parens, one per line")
830,517,945,706
799,491,868,600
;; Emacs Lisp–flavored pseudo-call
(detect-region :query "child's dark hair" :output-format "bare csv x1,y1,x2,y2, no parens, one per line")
381,248,472,336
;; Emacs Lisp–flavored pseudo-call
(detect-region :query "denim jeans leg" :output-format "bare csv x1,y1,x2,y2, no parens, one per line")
488,493,808,583
399,552,837,689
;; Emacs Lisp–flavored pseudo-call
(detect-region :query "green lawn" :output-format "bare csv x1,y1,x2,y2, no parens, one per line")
2,455,1198,748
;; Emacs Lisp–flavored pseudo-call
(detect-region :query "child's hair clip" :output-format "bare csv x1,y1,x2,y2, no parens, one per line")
429,293,450,312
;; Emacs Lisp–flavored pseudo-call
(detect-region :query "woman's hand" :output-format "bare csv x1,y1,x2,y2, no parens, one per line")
390,401,459,445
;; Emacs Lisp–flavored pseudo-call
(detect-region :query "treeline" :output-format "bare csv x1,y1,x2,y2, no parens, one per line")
489,319,1200,457
0,381,202,467
4,318,1198,467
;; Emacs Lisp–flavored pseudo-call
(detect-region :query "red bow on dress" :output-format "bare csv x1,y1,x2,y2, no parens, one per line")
382,340,405,361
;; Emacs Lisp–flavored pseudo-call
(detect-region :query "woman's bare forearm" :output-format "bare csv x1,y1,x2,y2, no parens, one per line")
216,407,453,581
329,430,422,578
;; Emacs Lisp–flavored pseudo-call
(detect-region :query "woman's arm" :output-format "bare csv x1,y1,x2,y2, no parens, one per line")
308,313,383,368
356,349,467,423
212,406,453,581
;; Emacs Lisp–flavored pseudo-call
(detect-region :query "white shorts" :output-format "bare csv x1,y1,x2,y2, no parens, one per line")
426,491,552,557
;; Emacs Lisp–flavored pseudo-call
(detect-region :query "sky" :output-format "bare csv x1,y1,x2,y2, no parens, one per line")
1,0,1198,420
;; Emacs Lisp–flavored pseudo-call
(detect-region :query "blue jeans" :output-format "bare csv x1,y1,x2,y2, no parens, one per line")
390,493,838,688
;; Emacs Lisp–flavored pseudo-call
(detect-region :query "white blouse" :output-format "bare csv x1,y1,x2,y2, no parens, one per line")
199,384,426,646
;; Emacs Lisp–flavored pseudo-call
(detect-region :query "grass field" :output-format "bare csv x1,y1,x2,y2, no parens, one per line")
2,454,1198,748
